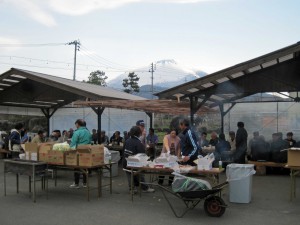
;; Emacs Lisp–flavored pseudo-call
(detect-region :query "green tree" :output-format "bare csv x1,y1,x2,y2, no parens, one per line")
122,72,140,93
84,70,108,86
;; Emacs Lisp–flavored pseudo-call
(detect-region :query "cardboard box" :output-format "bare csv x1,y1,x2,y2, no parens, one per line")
48,150,65,165
23,143,39,161
287,148,300,167
38,143,53,162
77,144,104,167
65,150,78,166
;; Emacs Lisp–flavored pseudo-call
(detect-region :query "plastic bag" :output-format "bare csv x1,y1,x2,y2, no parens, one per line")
226,163,256,182
52,142,70,151
171,172,212,192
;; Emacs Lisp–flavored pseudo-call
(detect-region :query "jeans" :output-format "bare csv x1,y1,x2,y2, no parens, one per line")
74,170,87,185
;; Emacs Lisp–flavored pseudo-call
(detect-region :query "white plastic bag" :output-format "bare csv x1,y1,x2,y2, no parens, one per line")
226,164,256,182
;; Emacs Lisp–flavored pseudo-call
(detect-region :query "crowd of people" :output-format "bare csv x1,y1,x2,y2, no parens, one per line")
1,118,299,191
198,127,299,165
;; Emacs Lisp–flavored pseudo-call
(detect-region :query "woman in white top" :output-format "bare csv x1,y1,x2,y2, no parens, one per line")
161,129,181,157
158,129,181,185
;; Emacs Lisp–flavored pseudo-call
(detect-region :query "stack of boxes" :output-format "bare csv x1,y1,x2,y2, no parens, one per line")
23,143,104,166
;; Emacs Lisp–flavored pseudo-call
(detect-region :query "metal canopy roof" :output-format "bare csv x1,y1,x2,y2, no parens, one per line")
0,68,145,110
155,42,300,110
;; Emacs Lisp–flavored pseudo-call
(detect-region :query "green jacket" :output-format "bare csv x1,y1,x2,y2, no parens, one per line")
70,127,92,149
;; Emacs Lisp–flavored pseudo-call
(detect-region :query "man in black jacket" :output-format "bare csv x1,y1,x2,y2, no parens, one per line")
123,126,154,193
234,121,248,163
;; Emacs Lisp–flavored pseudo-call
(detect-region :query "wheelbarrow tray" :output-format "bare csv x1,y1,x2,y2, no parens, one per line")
146,181,228,218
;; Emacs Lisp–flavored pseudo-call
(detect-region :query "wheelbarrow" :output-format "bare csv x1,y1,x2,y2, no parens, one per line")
144,181,228,218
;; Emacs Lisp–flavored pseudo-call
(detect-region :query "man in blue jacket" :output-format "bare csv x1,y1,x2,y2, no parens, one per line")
179,118,200,165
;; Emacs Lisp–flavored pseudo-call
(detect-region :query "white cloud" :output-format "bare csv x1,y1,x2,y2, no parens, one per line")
6,0,214,25
8,0,56,27
0,37,22,52
48,0,140,15
49,0,213,16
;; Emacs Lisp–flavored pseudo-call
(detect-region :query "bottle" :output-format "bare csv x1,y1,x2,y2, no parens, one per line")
108,153,112,164
219,160,222,170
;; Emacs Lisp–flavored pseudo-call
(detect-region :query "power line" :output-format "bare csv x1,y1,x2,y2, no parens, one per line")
0,43,66,47
80,45,134,70
0,55,73,65
0,61,77,71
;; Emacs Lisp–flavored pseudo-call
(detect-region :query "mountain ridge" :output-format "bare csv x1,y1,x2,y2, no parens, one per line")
107,59,207,98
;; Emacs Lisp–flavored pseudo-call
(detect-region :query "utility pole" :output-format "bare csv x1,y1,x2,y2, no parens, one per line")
67,40,80,80
149,62,156,99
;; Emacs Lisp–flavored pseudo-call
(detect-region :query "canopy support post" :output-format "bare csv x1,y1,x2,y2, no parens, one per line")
146,112,153,129
41,108,58,136
91,106,105,144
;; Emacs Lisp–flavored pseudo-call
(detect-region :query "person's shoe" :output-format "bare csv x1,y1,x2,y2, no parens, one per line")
82,183,87,188
69,183,80,189
142,187,155,193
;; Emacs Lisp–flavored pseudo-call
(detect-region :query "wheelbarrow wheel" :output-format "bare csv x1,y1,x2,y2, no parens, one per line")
204,196,226,217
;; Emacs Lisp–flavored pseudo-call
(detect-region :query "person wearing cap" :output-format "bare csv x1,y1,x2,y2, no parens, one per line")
285,132,296,148
136,120,146,146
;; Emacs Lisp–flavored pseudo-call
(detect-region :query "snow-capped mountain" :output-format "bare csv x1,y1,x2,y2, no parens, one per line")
107,59,206,90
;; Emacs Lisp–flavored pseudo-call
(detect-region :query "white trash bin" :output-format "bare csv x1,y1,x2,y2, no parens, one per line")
103,150,120,177
226,163,256,203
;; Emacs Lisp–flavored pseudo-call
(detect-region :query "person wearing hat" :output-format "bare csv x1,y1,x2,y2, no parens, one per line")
136,120,146,146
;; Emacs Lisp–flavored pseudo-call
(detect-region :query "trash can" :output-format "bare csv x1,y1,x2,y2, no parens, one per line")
226,163,256,203
103,150,120,177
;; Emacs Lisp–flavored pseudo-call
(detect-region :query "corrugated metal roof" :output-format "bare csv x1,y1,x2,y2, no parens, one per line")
155,42,300,109
0,68,145,109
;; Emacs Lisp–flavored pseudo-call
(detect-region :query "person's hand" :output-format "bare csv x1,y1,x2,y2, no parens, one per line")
182,156,190,162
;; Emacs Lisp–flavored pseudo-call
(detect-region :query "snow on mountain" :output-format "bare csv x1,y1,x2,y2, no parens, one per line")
107,59,206,90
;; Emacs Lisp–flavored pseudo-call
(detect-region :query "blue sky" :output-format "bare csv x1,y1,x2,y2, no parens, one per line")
0,0,299,82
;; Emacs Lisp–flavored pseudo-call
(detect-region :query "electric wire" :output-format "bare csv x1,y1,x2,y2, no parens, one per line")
0,43,66,47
